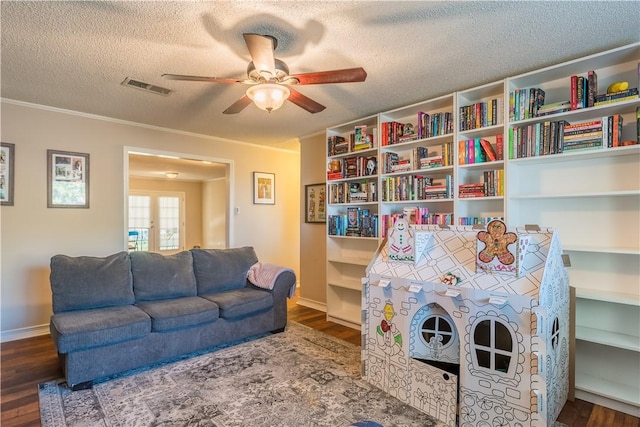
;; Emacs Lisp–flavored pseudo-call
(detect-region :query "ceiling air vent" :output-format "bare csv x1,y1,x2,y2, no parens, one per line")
121,78,173,96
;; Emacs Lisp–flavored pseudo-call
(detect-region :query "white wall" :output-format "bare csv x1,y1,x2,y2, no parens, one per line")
299,132,327,308
202,178,228,249
0,100,300,339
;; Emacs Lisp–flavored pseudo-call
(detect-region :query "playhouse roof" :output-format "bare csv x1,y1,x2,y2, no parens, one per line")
366,224,565,299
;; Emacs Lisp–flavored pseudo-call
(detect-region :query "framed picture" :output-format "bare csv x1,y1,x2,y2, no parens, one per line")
253,172,275,205
0,142,15,206
305,183,326,223
47,149,90,208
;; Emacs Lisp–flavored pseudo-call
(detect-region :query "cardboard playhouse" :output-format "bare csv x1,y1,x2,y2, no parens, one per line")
362,219,570,427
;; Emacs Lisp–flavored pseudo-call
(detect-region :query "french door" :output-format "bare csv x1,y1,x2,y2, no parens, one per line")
128,191,185,254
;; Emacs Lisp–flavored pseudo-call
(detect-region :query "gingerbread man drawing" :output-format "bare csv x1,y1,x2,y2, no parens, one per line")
477,219,517,265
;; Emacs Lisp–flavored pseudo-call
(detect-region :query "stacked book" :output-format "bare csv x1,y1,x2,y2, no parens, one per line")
535,101,571,117
458,183,486,198
327,136,348,156
594,88,639,106
562,120,603,152
562,115,624,151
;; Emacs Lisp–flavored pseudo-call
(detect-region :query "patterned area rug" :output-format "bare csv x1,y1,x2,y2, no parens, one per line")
39,322,444,427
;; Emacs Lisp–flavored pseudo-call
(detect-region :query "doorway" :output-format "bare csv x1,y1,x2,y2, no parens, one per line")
128,191,185,254
124,147,233,253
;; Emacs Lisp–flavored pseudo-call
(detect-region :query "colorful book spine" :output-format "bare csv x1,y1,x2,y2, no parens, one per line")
587,70,597,108
570,75,578,110
496,134,504,160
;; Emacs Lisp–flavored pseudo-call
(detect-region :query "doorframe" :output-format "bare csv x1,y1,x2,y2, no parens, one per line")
123,146,234,250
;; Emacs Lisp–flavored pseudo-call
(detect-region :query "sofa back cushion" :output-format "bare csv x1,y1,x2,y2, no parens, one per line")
50,252,134,313
191,247,258,294
130,251,196,301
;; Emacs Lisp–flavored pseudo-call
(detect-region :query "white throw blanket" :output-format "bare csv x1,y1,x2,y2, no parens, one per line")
247,262,296,298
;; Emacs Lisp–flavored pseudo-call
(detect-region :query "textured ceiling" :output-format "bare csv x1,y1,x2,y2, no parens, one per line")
2,1,639,152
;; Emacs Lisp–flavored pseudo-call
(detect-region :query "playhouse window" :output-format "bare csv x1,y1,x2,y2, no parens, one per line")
420,315,454,347
551,316,560,350
473,319,514,374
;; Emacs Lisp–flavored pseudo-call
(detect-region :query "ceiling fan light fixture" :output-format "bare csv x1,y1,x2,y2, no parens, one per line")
246,83,290,113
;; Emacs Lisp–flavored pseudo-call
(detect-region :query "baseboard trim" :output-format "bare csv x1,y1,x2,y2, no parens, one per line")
296,298,326,312
1,323,50,343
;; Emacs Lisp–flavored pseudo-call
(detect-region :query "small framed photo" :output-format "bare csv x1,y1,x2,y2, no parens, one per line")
47,149,90,208
253,172,275,205
305,183,326,223
1,142,15,206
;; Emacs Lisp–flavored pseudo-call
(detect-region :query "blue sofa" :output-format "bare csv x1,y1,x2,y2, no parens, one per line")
48,246,296,389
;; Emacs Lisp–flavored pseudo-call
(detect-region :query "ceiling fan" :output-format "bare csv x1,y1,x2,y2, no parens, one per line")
162,33,367,114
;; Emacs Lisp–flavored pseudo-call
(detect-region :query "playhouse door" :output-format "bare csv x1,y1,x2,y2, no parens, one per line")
409,358,458,426
408,305,460,426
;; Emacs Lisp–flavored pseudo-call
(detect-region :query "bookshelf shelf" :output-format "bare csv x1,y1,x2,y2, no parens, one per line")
508,144,640,165
509,190,639,199
510,97,640,127
381,165,454,177
575,288,640,306
457,195,504,201
563,245,640,256
575,371,640,408
458,160,505,170
575,325,639,351
327,278,362,291
324,42,639,415
381,199,453,205
327,176,379,183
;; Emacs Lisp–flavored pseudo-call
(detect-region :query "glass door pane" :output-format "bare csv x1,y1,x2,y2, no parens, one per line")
128,195,151,251
158,196,180,251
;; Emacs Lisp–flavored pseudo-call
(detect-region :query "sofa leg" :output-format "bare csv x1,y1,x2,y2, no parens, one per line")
70,380,93,391
271,327,285,334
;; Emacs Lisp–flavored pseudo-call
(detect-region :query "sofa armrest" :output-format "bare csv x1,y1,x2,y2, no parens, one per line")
246,268,296,299
246,268,296,331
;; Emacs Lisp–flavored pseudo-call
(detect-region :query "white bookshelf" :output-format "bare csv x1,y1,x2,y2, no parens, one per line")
324,42,640,413
504,42,640,416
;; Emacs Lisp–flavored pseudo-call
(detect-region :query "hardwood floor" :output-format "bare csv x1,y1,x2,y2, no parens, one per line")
1,300,637,427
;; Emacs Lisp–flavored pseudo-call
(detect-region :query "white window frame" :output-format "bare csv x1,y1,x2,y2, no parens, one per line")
471,317,517,377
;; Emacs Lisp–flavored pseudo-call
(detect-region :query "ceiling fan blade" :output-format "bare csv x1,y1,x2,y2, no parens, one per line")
162,74,243,84
243,33,276,76
290,67,367,85
287,88,326,114
223,95,252,114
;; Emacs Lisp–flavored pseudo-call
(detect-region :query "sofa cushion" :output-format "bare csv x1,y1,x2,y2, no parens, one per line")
201,288,273,320
136,296,219,332
50,252,134,313
50,305,150,353
131,251,197,301
191,247,258,293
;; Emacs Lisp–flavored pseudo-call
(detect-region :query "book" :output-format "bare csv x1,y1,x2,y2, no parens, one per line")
612,114,623,147
587,70,597,108
576,76,585,109
496,134,504,160
354,125,366,145
458,140,466,165
346,207,360,231
535,88,546,115
479,138,497,161
570,75,578,110
474,138,483,163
